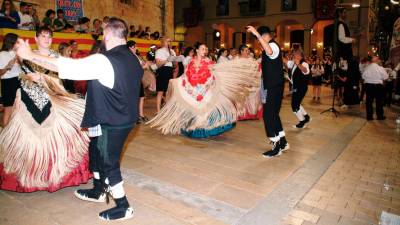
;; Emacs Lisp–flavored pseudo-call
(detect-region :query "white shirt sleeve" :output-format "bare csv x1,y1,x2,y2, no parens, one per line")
379,66,389,80
301,62,310,75
287,60,294,69
57,54,115,89
338,24,353,44
265,42,280,59
183,56,192,67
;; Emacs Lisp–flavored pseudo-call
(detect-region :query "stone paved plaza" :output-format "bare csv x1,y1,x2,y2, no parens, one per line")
1,86,399,225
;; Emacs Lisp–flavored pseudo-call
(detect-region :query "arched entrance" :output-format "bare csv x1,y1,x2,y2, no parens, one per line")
310,20,334,56
275,20,305,51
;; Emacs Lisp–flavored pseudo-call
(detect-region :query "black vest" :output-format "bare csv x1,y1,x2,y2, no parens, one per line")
81,45,143,128
292,60,308,89
261,40,284,89
337,21,353,60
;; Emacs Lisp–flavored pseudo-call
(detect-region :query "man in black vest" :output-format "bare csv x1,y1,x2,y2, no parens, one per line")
247,25,289,158
15,18,143,221
284,50,311,128
337,8,355,61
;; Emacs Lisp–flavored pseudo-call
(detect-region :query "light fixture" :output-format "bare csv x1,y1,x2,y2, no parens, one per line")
317,42,323,48
310,29,314,35
220,43,225,47
391,0,399,5
352,3,360,8
215,31,221,38
384,5,390,10
284,42,290,48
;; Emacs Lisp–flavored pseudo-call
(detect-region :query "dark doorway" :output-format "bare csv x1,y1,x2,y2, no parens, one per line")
324,24,334,51
290,30,304,48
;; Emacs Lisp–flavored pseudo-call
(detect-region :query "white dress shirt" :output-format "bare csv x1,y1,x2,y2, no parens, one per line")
338,23,353,44
0,51,22,79
287,60,310,75
155,47,176,67
265,42,280,60
18,12,33,30
362,63,388,84
217,56,229,63
57,54,115,89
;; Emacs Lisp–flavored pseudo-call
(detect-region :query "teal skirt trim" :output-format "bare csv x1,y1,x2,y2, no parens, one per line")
181,123,236,139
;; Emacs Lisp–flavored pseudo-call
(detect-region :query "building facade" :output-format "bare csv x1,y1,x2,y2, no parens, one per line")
174,0,371,57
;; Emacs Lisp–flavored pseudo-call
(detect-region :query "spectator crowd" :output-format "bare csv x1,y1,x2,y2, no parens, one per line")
0,0,161,40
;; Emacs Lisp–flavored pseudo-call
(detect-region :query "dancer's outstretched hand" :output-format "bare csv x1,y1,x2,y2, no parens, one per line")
246,26,258,35
15,39,33,61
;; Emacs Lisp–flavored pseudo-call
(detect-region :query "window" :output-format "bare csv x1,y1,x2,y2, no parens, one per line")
216,0,229,16
238,0,265,16
120,0,132,5
281,0,297,12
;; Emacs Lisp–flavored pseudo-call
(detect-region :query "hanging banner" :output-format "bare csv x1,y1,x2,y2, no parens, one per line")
55,0,84,22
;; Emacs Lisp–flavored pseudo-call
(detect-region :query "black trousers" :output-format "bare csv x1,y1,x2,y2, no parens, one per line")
385,81,394,106
291,85,308,112
263,85,284,139
89,124,133,186
365,83,384,119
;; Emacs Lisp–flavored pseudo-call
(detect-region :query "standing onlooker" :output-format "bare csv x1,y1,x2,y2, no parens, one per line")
17,1,33,30
311,58,324,102
0,33,21,126
335,57,348,106
155,37,175,112
217,48,229,63
128,40,149,123
362,56,388,120
42,9,55,30
384,63,397,107
0,0,20,29
323,55,332,85
54,9,68,32
359,57,369,103
28,3,39,30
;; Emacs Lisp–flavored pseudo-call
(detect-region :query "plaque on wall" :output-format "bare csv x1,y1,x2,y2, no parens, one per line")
315,0,335,19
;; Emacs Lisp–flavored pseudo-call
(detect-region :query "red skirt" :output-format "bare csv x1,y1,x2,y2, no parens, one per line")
0,154,92,193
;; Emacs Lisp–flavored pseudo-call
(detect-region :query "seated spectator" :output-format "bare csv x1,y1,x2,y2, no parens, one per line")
63,23,74,33
42,9,55,30
18,1,33,30
139,26,150,39
92,18,102,34
75,17,90,33
0,0,20,29
28,3,39,30
135,25,143,36
54,9,68,32
151,31,160,40
69,40,87,58
129,25,136,38
102,16,109,28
